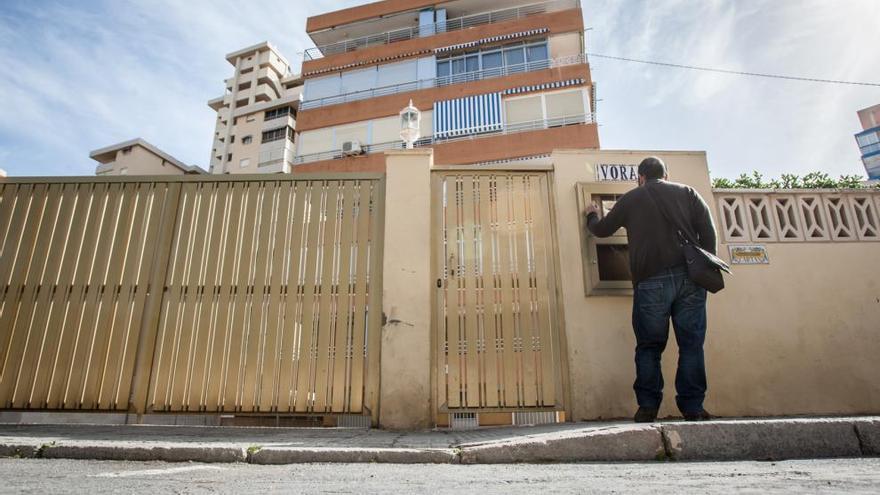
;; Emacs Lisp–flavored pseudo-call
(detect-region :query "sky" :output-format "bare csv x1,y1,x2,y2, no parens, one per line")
0,0,878,179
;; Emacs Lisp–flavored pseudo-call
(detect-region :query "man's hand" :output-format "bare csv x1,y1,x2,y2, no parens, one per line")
585,201,600,218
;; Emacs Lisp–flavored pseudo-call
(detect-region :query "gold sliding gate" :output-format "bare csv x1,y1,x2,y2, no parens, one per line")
0,175,384,419
433,171,564,413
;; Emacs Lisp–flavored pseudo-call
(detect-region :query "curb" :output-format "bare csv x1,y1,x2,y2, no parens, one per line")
40,444,246,463
658,419,864,461
0,417,877,464
249,447,458,464
458,425,664,464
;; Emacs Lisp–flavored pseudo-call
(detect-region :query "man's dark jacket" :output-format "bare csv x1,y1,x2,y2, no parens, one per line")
586,179,717,284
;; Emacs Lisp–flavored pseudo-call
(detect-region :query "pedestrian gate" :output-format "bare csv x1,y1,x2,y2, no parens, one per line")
433,171,563,414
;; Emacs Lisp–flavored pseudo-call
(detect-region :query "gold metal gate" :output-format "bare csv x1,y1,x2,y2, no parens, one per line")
433,171,563,413
0,174,384,420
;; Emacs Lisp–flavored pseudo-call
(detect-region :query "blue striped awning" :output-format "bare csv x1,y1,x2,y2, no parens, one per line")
435,28,549,53
503,78,585,95
433,93,503,139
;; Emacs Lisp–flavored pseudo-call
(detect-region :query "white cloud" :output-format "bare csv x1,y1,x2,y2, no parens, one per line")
584,0,880,180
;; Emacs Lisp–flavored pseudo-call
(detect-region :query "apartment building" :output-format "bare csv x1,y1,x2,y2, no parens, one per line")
90,138,205,175
207,42,303,174
855,104,880,180
293,0,598,171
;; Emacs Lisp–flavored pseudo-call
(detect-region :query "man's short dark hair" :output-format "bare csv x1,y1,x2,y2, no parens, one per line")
638,157,667,180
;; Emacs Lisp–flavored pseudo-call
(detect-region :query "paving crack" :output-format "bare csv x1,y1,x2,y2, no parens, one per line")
853,423,867,456
658,426,675,461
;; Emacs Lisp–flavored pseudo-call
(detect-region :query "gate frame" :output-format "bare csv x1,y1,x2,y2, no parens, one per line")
428,165,573,425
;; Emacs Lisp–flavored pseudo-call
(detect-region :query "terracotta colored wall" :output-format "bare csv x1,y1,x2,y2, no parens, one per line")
303,9,583,76
291,153,387,174
297,64,591,131
433,123,598,164
307,0,438,33
292,124,599,173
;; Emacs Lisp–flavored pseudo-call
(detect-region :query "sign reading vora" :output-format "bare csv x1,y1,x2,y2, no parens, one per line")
596,164,639,182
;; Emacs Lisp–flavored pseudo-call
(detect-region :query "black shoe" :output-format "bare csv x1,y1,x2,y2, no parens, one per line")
634,407,659,423
683,409,715,422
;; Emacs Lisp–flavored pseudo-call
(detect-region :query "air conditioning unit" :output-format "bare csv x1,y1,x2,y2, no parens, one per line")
342,140,363,156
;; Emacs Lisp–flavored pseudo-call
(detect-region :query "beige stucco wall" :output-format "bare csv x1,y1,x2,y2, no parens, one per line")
378,150,434,429
550,149,880,420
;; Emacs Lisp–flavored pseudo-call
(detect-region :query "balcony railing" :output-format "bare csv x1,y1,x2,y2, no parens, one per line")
303,0,578,61
293,112,593,165
300,53,588,111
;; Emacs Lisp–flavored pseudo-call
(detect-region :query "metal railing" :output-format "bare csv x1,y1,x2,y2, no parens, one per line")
293,112,593,164
300,53,588,111
303,0,577,61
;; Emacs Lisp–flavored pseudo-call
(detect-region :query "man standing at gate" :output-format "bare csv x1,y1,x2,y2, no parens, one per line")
585,157,717,422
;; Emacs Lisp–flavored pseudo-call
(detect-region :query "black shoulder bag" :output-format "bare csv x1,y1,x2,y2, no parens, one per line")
645,185,730,293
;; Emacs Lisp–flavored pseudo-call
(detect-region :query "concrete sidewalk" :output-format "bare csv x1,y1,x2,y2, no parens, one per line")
0,417,876,464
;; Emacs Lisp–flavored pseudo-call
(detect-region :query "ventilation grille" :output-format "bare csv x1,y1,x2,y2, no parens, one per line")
513,411,560,426
450,412,479,430
336,414,372,428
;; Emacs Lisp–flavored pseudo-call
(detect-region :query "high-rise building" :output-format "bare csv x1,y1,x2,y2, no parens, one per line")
292,0,598,171
855,104,880,180
207,42,303,174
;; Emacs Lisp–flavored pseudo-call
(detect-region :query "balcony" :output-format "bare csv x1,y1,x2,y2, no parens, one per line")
262,115,296,131
293,112,593,164
300,53,587,110
303,0,578,62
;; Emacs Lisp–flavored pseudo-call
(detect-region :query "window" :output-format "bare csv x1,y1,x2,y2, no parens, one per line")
240,158,250,168
545,89,586,122
504,95,543,125
437,61,450,78
226,153,232,162
436,40,547,80
503,44,525,69
238,82,251,91
481,51,502,71
242,135,253,145
230,135,235,143
527,43,549,63
340,67,377,94
261,126,294,143
376,59,418,88
264,107,291,121
503,89,588,127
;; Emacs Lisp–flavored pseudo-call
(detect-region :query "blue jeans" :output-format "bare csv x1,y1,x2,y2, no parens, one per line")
632,265,707,414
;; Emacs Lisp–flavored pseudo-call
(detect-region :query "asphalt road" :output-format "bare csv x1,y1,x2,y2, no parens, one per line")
1,458,878,494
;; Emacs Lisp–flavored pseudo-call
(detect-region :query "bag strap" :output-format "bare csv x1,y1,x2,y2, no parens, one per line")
643,183,696,246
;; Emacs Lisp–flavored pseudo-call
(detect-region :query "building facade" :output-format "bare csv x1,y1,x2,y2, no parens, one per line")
90,138,205,175
292,0,598,172
207,42,303,174
855,104,880,180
